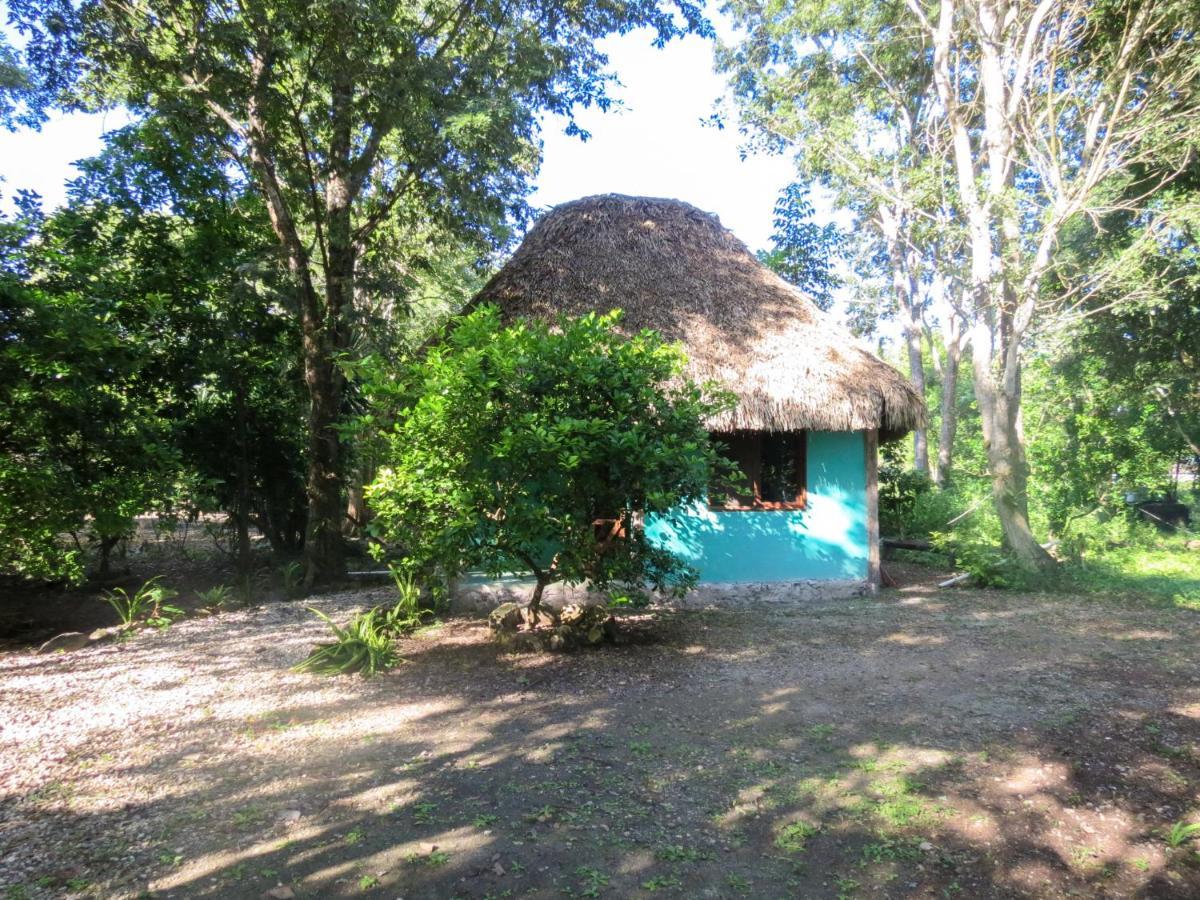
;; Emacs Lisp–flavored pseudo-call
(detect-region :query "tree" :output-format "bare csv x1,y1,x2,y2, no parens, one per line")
366,307,732,620
722,0,1200,570
757,183,842,311
11,0,708,585
719,0,945,475
0,196,179,582
916,0,1200,569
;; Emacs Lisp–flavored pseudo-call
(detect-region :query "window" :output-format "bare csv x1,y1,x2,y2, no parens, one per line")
709,430,807,510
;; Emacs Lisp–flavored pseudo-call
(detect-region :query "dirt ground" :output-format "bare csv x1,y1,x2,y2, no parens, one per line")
2,569,1200,899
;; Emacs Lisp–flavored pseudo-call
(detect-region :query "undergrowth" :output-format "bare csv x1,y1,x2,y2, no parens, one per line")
294,569,433,676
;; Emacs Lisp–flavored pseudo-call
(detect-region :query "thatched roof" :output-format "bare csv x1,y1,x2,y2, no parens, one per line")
474,194,923,440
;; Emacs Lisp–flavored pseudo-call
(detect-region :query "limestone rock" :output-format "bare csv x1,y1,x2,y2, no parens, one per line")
488,602,523,633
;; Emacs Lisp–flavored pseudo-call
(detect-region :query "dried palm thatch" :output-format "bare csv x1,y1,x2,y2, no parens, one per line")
474,194,923,439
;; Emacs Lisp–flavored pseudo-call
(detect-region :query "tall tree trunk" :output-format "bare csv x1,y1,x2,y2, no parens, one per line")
934,334,960,488
881,208,930,473
904,313,930,475
234,381,253,578
931,0,1053,572
301,332,346,586
301,35,356,588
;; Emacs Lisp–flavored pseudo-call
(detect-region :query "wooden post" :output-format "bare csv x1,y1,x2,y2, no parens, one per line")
865,429,881,589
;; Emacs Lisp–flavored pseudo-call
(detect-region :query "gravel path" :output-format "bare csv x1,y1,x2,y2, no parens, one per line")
2,583,1199,899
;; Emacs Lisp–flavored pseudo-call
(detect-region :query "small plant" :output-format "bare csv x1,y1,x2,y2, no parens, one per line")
1166,820,1200,848
101,576,182,629
358,874,379,889
641,874,682,891
774,820,819,853
575,866,609,897
411,802,438,825
280,560,304,596
294,607,399,676
197,584,233,608
383,566,433,632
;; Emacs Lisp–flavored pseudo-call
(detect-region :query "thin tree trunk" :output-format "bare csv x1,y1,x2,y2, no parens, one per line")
930,0,1053,572
931,338,960,489
881,208,930,474
234,382,253,578
905,315,930,475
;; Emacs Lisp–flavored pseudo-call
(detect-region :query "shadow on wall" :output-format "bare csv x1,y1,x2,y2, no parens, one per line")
647,431,869,583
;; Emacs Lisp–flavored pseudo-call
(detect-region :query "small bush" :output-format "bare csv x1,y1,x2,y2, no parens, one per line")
878,466,935,538
295,574,435,677
102,576,183,629
197,584,233,609
294,607,400,677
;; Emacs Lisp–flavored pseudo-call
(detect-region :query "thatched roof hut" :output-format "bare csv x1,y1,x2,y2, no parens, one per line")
475,194,922,441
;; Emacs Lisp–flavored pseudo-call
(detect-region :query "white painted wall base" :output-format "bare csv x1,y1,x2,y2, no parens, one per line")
448,576,873,614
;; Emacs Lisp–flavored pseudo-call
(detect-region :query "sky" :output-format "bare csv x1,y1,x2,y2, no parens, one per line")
0,28,800,253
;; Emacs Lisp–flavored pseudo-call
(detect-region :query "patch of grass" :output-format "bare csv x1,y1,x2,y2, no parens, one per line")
231,805,268,827
861,837,924,864
774,820,820,853
641,874,682,891
1063,543,1200,607
1166,820,1200,848
359,874,379,889
574,866,609,897
654,844,712,862
726,873,751,894
407,849,450,867
345,828,365,845
473,813,500,828
410,802,438,825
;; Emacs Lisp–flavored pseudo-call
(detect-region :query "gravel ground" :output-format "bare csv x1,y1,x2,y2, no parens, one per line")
2,579,1199,898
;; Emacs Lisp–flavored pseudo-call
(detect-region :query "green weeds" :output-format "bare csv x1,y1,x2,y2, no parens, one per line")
101,576,183,630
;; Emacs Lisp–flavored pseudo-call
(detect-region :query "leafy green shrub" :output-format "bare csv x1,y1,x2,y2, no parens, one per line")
878,465,935,538
197,584,233,609
366,306,733,621
908,489,973,538
294,607,400,676
101,576,183,629
279,561,304,596
296,576,434,676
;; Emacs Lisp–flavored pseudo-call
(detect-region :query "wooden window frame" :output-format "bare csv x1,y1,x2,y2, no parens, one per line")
709,430,808,512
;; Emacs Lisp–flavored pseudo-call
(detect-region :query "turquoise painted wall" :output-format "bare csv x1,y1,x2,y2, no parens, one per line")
645,430,869,583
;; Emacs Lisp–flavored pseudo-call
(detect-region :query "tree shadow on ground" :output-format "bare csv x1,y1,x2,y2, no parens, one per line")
3,587,1200,899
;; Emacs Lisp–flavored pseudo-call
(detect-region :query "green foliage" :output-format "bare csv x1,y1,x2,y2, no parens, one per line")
757,183,842,310
1,199,179,582
294,607,400,678
878,465,935,538
366,306,733,606
196,585,233,609
774,820,819,853
101,576,182,630
931,509,1022,588
295,575,433,676
1166,821,1200,848
279,562,304,597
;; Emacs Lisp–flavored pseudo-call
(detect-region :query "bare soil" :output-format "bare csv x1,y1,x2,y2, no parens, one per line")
2,568,1199,899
